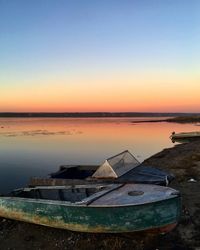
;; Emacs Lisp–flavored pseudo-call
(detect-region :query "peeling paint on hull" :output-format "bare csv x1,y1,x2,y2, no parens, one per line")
0,196,181,233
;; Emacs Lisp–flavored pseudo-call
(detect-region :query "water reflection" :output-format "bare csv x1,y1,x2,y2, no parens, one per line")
0,118,197,193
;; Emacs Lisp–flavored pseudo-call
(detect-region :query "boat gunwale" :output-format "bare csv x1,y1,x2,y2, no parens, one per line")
17,183,117,191
0,191,180,208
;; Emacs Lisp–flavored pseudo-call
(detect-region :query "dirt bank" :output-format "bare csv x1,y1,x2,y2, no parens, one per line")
166,116,200,123
143,140,200,249
1,141,200,250
131,115,200,124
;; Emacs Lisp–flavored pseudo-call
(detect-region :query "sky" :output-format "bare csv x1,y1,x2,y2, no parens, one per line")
0,0,200,112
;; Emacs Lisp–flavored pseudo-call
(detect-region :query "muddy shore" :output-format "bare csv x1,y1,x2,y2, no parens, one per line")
1,141,200,250
131,115,200,124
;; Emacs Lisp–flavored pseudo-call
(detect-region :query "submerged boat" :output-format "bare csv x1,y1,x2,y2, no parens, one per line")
0,183,181,233
170,131,200,143
30,151,174,187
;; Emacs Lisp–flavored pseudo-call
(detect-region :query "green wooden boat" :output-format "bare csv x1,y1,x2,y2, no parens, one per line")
0,184,181,233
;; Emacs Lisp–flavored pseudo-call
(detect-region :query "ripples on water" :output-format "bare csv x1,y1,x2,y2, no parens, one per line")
0,117,197,193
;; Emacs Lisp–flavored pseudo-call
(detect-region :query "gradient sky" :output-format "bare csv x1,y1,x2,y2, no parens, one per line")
0,0,200,112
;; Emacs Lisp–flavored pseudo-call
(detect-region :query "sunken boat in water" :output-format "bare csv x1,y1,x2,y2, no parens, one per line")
30,151,174,187
0,183,181,233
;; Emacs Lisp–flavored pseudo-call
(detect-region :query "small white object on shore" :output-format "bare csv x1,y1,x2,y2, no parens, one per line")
188,178,197,183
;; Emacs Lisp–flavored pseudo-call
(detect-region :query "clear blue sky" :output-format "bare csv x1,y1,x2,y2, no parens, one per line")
0,0,199,112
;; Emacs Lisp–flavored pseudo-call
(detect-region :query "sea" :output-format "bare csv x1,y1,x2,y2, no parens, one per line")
0,117,198,193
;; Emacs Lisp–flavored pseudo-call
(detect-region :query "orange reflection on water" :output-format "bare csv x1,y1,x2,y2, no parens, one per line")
0,118,198,162
0,117,199,192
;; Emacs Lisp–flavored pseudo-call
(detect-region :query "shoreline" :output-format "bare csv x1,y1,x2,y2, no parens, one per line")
132,116,200,124
0,141,200,249
1,114,200,125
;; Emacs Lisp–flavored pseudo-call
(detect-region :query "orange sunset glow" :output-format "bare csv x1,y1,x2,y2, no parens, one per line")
1,70,200,112
1,1,200,113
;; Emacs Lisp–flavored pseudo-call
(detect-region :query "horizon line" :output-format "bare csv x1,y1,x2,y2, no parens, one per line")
0,111,199,114
0,111,200,114
0,111,199,118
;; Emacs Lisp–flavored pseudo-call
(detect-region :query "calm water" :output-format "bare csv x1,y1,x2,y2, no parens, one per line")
0,117,198,193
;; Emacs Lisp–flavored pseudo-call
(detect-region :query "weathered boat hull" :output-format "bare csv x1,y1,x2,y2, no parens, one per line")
48,150,174,186
30,164,174,187
0,195,181,233
170,132,200,143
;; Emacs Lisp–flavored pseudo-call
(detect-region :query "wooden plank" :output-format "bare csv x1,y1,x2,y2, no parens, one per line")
28,177,135,187
29,177,94,187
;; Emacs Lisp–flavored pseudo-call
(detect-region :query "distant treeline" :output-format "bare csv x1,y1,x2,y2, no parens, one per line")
0,112,199,118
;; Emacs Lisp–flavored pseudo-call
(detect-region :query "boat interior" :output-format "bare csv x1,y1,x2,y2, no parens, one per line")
10,185,115,203
50,165,97,179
